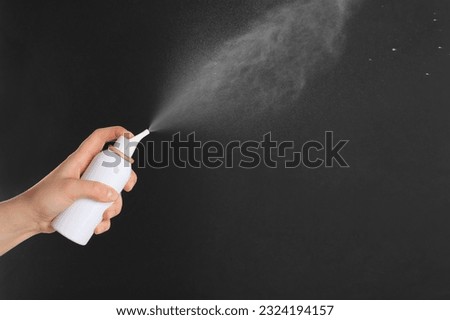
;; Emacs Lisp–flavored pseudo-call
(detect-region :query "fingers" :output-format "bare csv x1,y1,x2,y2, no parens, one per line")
95,219,111,235
70,126,133,171
103,195,123,220
124,170,137,192
95,196,123,235
63,179,119,203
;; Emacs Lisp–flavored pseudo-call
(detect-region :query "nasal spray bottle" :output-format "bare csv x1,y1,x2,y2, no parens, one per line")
52,129,150,245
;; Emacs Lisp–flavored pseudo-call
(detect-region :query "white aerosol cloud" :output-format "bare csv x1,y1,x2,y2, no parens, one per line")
151,0,359,132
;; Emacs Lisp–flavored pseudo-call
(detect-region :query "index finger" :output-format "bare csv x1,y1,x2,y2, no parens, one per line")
71,126,134,171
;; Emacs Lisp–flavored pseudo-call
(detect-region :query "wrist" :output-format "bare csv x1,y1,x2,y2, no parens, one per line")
0,195,41,256
2,195,41,236
15,191,52,234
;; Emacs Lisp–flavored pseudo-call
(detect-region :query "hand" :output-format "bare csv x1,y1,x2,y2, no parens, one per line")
0,126,138,255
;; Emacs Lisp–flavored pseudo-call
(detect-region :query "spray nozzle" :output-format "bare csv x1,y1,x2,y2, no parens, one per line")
129,129,150,144
113,129,150,160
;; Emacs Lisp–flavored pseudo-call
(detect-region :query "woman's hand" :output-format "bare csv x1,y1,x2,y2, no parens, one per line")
0,126,138,255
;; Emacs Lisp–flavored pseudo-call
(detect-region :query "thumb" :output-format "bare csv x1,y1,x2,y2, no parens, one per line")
64,179,119,203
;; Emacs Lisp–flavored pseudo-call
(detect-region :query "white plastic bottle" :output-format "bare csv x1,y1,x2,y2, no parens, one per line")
52,129,149,245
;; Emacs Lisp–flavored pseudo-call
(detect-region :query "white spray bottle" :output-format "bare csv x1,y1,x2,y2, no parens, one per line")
52,129,150,245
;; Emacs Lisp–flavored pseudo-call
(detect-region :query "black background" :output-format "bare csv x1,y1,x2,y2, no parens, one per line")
1,0,450,299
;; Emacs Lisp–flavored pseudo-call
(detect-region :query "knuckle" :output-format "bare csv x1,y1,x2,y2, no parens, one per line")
104,209,115,219
116,201,123,213
92,128,102,136
89,129,104,143
114,125,126,132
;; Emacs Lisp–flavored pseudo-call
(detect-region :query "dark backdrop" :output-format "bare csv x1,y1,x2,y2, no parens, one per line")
0,0,450,299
